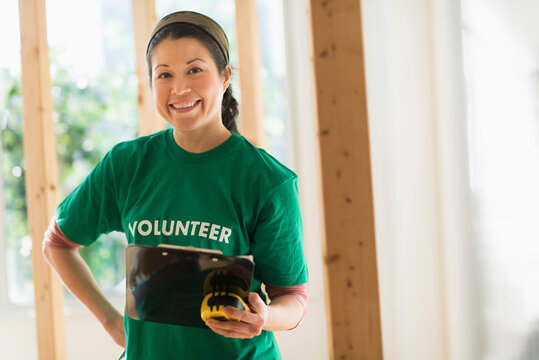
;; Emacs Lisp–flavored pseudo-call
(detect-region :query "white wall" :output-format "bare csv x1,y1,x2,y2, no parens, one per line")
0,307,124,360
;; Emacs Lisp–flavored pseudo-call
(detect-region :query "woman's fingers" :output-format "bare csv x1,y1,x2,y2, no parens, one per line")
222,306,263,326
206,318,261,338
206,292,269,338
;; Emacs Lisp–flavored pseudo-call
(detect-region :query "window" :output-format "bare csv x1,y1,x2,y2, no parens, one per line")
1,0,138,307
0,0,27,306
255,0,291,165
2,0,292,308
47,0,138,300
461,1,539,359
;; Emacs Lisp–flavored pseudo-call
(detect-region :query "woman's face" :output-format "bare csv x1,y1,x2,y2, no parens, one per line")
150,37,231,134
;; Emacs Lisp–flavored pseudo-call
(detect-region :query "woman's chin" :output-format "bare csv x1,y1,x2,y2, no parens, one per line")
167,118,201,132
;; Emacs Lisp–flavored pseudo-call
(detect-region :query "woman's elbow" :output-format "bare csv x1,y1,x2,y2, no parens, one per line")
42,243,54,263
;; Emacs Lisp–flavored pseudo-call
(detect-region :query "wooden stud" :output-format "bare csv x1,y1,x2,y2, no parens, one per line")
309,0,383,358
18,0,66,359
132,0,165,136
235,0,266,148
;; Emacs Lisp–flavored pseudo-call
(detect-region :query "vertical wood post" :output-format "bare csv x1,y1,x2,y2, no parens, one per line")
309,0,383,358
18,0,66,359
132,0,165,136
235,0,266,147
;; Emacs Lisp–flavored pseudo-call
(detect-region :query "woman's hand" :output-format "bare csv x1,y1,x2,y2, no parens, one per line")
205,292,269,339
102,312,126,347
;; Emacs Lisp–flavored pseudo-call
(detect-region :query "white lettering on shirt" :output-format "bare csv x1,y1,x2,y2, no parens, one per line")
127,220,232,245
162,220,174,236
138,220,152,236
219,227,231,244
199,222,210,237
209,224,220,240
153,220,161,235
175,221,189,236
129,221,138,237
190,221,201,236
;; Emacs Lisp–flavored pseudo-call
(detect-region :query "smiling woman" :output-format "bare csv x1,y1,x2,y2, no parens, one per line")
1,0,314,358
42,10,309,360
150,37,232,147
146,18,238,152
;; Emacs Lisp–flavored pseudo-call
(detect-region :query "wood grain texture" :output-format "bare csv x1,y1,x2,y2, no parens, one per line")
235,0,266,147
309,0,383,358
133,0,165,136
18,0,66,359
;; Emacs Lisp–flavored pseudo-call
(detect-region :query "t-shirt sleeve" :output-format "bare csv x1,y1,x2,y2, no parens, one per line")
251,176,309,286
55,150,123,246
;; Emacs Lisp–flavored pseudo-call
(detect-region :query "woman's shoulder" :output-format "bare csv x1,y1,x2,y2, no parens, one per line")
233,134,298,185
108,129,169,159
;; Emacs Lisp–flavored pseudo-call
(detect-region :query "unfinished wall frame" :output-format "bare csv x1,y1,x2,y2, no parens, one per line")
309,0,384,358
18,0,66,359
132,0,165,136
234,0,266,148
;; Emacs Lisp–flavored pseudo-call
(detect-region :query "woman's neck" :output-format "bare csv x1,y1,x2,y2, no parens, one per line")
172,123,231,154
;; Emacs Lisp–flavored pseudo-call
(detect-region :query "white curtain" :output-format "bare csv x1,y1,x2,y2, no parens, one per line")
361,0,480,359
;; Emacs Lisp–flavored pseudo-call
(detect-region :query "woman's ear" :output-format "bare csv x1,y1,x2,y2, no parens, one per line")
223,65,232,91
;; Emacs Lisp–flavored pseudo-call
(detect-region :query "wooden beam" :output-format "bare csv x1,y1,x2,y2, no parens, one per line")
18,0,66,359
235,0,266,148
309,1,383,358
132,0,165,136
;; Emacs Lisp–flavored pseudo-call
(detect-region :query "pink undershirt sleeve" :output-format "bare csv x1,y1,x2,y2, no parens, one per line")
265,283,308,330
42,217,82,250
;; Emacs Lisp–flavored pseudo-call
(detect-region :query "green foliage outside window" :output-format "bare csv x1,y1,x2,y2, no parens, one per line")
1,0,289,305
1,54,137,303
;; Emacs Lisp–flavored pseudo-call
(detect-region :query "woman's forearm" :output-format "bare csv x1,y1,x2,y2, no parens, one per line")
42,246,122,326
264,295,305,331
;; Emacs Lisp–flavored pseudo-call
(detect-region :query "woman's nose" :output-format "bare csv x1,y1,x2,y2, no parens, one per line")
172,80,191,95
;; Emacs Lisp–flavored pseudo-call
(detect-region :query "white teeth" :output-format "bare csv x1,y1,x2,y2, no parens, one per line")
172,101,198,109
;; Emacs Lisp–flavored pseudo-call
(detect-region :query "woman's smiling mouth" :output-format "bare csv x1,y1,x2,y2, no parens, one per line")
169,100,201,112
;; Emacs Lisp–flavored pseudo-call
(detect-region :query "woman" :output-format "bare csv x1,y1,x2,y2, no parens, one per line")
43,11,308,360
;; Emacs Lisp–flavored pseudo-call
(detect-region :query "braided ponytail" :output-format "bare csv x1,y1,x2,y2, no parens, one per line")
221,87,239,134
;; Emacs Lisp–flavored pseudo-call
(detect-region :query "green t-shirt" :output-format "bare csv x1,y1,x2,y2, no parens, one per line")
56,129,309,360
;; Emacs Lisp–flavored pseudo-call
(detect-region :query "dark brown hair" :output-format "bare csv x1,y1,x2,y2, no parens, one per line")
146,23,239,134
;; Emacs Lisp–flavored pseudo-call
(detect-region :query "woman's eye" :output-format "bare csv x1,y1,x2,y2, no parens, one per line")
188,67,203,74
157,72,171,79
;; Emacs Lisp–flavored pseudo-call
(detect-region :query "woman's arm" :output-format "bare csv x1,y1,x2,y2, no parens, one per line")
261,293,305,331
42,221,125,347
